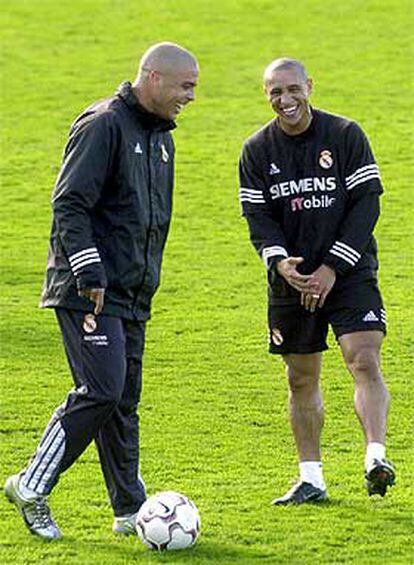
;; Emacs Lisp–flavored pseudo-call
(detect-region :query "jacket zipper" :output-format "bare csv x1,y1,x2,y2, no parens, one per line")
132,130,154,311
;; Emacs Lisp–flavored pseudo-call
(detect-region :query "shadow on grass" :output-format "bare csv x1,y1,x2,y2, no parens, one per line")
57,536,279,564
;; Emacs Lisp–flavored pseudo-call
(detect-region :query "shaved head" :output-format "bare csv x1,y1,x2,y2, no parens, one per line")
132,42,199,121
264,58,308,85
138,42,198,79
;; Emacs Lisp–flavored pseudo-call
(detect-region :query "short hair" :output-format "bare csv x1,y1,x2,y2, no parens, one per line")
263,58,308,83
138,42,197,77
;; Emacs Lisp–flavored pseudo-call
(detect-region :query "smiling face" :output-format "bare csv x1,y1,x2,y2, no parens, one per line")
264,66,313,135
133,43,199,122
149,63,199,121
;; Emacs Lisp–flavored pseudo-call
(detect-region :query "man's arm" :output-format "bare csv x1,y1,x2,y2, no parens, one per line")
303,122,383,311
239,144,316,293
52,112,117,311
323,121,382,275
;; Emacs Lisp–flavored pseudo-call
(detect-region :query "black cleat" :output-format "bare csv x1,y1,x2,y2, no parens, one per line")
272,481,328,506
365,459,396,497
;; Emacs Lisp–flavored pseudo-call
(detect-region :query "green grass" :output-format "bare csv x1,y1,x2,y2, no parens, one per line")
1,0,413,563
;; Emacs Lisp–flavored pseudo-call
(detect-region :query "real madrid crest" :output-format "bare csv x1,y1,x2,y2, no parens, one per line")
83,314,97,333
319,149,333,169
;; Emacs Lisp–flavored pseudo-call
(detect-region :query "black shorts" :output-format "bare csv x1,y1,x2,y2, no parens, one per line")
268,291,386,355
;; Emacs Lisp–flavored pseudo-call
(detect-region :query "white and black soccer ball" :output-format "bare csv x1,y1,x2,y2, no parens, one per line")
136,491,201,551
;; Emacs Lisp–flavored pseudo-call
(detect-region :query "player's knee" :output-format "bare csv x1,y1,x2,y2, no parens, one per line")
345,347,381,378
117,359,142,413
93,376,125,407
287,367,319,393
94,389,123,412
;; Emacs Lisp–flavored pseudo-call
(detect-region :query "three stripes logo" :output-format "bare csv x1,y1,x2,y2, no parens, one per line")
345,163,380,191
362,309,387,325
363,311,379,322
68,247,101,276
329,240,361,267
239,186,265,204
269,162,281,175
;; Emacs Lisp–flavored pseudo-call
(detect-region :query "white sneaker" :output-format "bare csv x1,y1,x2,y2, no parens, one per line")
112,512,138,536
4,474,61,540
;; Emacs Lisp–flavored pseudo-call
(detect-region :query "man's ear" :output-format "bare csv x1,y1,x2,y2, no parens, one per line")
149,69,162,85
306,78,313,96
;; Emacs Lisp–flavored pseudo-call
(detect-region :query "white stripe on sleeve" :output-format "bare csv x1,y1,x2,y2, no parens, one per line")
68,247,98,262
239,187,265,204
329,240,361,266
345,164,380,190
261,245,288,268
68,247,101,275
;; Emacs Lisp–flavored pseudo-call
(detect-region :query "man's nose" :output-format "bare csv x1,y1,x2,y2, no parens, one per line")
280,91,293,106
186,88,195,102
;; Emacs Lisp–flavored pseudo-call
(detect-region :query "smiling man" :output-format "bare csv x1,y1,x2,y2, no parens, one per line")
5,42,198,539
239,58,395,504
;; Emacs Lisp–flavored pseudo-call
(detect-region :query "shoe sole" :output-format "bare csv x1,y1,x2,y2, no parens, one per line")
272,493,329,506
113,525,137,536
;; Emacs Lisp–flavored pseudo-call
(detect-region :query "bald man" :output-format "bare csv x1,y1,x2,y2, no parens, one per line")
5,42,199,539
239,58,394,504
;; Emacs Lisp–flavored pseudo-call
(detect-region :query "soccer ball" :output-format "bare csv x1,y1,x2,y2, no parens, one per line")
136,491,201,551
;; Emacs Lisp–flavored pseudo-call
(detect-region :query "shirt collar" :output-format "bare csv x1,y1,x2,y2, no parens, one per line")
116,81,176,131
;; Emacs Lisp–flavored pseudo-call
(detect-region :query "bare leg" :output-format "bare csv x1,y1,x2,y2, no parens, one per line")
339,331,389,443
283,353,323,461
272,352,327,504
339,331,395,496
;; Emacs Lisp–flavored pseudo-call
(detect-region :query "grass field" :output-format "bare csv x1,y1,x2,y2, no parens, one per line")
1,0,413,563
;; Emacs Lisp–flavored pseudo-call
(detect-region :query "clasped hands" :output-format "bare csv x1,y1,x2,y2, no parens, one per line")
277,257,336,312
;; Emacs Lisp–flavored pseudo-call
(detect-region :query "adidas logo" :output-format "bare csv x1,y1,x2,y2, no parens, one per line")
363,310,379,322
269,162,281,175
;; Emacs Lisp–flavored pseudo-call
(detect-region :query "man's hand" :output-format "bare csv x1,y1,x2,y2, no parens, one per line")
301,264,336,312
276,257,320,293
78,288,105,315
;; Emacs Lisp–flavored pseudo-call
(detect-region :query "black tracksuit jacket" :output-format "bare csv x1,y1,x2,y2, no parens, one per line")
239,109,383,307
41,81,176,320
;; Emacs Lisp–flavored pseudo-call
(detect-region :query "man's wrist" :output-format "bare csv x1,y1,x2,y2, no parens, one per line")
268,255,287,274
322,262,336,275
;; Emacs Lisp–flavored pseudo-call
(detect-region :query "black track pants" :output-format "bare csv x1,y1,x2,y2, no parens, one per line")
22,308,146,516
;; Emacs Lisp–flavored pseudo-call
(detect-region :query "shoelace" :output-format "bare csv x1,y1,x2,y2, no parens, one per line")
30,498,53,529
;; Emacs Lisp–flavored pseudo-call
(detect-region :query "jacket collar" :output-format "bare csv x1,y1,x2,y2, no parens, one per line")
116,81,176,131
